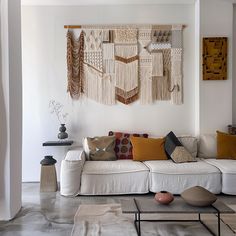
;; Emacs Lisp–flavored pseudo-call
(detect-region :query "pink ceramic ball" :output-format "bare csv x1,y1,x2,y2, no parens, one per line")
155,191,174,205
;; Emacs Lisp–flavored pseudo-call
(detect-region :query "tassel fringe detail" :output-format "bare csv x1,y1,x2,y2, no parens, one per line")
67,30,85,99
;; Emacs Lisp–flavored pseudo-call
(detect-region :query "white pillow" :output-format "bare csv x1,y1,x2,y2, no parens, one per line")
199,134,217,158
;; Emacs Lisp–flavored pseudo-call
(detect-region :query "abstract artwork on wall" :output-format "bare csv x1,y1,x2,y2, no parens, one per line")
66,24,184,105
202,37,227,80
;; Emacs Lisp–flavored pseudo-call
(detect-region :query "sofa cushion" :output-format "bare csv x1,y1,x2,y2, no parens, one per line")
83,136,116,161
198,134,217,158
130,137,168,161
80,160,149,195
108,131,148,159
165,132,196,163
217,131,236,159
143,159,221,194
144,159,219,175
203,159,236,195
82,160,149,174
203,159,236,174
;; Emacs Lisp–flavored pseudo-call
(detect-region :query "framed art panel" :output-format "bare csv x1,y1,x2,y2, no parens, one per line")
203,37,227,80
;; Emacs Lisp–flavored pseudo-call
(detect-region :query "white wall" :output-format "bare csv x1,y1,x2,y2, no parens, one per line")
22,1,235,182
22,4,196,181
199,0,233,133
233,4,236,124
0,0,22,220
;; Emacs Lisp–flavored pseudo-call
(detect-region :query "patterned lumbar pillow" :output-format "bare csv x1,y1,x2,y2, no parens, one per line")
83,136,116,161
108,131,148,159
165,131,196,163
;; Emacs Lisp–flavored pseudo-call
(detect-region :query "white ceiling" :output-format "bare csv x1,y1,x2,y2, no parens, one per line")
21,0,196,6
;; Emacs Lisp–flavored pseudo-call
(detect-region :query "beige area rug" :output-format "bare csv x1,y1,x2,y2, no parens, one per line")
71,204,236,236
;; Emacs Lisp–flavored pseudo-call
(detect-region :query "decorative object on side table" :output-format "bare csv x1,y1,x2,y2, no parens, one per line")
181,186,217,207
40,155,58,192
228,125,236,135
41,140,73,192
49,100,69,139
58,124,68,139
155,191,174,205
40,155,57,165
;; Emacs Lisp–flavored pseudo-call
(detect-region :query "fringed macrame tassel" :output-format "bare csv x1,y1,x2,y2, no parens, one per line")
116,87,139,104
115,46,138,90
84,64,116,105
140,63,153,104
140,77,153,104
103,43,114,73
171,48,183,104
139,28,153,104
103,60,115,74
153,72,171,101
115,60,138,91
114,45,139,104
67,30,85,99
152,52,163,77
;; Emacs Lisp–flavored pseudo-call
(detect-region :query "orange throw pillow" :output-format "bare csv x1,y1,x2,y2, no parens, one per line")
130,137,168,161
217,131,236,159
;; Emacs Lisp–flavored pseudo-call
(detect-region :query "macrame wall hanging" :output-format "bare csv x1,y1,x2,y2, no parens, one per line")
66,24,184,105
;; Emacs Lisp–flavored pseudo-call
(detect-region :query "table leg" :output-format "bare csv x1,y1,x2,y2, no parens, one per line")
138,212,141,236
217,212,221,236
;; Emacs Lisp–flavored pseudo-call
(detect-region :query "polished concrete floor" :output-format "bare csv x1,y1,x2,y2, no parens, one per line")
0,183,236,236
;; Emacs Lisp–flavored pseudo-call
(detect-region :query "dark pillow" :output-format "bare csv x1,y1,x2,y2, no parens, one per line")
165,131,196,163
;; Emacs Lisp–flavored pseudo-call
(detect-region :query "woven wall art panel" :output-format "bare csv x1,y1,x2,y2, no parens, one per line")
203,37,227,80
66,24,184,105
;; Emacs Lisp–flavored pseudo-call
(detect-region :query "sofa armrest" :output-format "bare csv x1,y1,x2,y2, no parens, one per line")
65,148,86,161
60,149,86,197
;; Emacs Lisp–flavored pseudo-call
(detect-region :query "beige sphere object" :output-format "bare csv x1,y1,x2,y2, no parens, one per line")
181,186,217,207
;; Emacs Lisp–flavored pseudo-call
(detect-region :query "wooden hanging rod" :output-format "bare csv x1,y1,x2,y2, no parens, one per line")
64,24,187,29
64,25,81,29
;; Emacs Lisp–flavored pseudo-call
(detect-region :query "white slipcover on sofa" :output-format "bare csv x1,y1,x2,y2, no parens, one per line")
199,134,236,195
60,135,236,196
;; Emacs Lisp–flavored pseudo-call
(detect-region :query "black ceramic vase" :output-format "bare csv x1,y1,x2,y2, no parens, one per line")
58,124,68,139
40,155,57,165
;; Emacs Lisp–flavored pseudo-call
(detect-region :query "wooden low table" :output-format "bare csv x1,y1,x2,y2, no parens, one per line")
121,198,235,236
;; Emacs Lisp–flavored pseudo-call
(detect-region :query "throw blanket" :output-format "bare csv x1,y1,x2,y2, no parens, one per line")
71,204,136,236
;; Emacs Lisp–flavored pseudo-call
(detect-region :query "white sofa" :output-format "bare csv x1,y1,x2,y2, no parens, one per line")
60,135,236,196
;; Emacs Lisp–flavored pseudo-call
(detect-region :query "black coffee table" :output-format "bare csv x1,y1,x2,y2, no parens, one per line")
121,198,235,236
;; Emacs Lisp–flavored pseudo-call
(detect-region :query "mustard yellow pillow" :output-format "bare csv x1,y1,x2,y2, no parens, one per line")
130,137,168,161
217,131,236,159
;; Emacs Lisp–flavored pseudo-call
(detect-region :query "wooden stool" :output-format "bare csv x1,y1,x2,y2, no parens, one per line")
40,164,58,192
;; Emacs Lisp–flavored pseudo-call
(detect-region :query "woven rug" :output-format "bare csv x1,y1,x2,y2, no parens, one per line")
71,204,236,236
